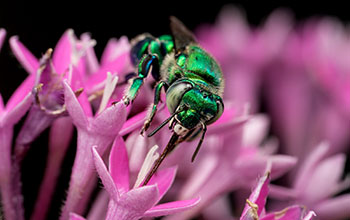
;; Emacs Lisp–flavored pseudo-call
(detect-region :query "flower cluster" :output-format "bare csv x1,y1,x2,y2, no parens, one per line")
0,6,349,220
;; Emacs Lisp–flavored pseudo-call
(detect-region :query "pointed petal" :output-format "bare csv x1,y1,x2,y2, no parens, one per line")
117,185,159,216
53,29,73,74
91,102,127,137
143,197,200,217
63,80,88,129
68,66,93,117
3,90,32,126
0,29,6,51
101,36,130,66
80,33,99,75
9,36,39,74
303,153,346,203
0,94,4,115
302,211,316,220
243,114,270,147
294,142,329,190
69,213,86,220
119,110,147,136
109,137,130,194
314,194,350,220
240,172,270,219
261,205,303,220
5,74,35,114
92,147,119,201
148,166,177,202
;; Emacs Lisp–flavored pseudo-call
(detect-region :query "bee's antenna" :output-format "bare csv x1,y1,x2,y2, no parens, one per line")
147,105,188,137
191,122,207,162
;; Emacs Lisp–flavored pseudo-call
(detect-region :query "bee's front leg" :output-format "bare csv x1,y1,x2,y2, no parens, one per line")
123,54,159,105
141,81,168,135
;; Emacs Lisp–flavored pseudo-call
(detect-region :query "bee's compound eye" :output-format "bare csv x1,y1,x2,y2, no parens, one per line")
206,97,224,125
166,81,193,113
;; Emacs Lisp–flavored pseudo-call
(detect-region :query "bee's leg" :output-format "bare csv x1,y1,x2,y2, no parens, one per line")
141,81,168,135
123,54,159,105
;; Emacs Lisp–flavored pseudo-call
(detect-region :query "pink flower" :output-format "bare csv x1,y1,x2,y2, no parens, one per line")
240,166,316,220
60,79,127,220
269,142,350,220
165,114,297,220
0,29,33,220
70,137,200,220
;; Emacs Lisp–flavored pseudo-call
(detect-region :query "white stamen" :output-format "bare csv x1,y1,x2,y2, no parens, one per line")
97,72,118,114
134,145,159,188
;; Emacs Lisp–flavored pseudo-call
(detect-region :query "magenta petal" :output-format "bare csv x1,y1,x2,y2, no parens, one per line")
69,213,86,220
148,166,177,202
9,36,39,75
53,29,73,74
143,197,201,217
240,172,270,219
5,74,35,114
261,205,302,220
92,147,119,201
91,102,127,137
119,110,147,136
63,80,88,128
0,94,4,114
117,185,159,216
109,137,130,194
0,29,6,51
3,91,32,127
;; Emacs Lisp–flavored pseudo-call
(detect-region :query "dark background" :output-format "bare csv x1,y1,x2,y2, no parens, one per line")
1,1,350,219
1,1,350,102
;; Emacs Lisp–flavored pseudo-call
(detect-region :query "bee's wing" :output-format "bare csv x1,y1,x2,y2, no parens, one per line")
170,16,197,52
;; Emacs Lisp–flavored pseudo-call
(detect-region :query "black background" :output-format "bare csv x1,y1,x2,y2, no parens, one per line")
1,1,350,102
1,1,350,219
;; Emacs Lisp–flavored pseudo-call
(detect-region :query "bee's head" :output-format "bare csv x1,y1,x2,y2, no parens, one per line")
166,80,224,137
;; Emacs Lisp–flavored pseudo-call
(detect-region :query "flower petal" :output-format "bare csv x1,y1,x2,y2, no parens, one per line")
119,110,147,136
80,33,99,75
92,146,119,201
302,211,316,220
240,171,270,219
5,74,35,114
148,166,177,202
69,213,86,220
91,102,127,137
109,137,130,194
53,29,73,74
303,153,346,203
0,29,6,51
101,36,130,66
314,194,350,220
294,142,329,190
117,185,159,217
63,80,88,128
261,205,303,220
9,36,39,75
143,197,200,217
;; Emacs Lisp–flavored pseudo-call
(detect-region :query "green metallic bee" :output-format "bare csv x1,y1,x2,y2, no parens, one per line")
123,17,224,185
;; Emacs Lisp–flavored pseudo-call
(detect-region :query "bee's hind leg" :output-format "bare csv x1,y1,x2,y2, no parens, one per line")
123,54,159,105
